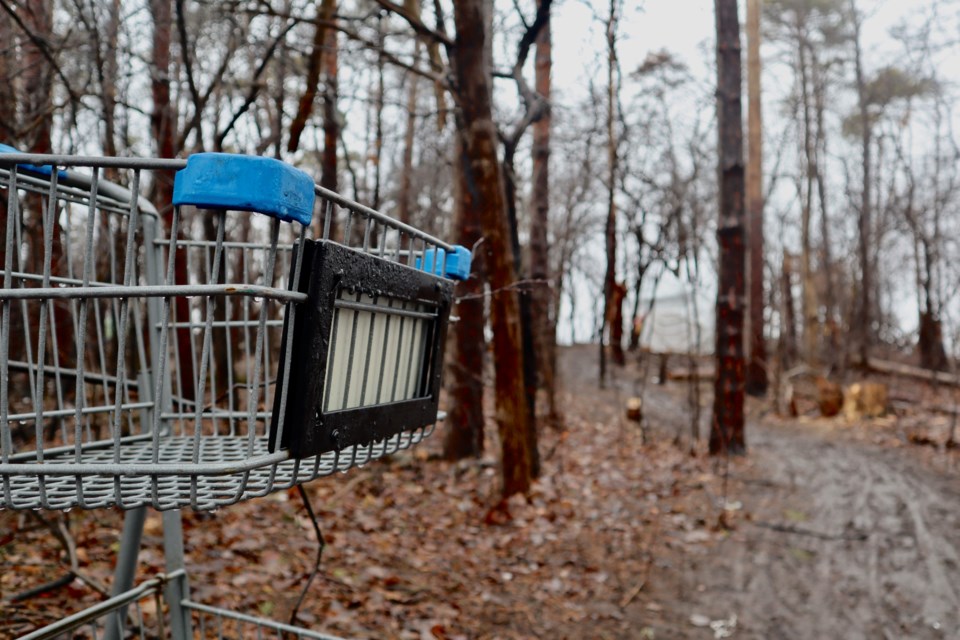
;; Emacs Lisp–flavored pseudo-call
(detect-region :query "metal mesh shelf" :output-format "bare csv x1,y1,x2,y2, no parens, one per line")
3,425,433,510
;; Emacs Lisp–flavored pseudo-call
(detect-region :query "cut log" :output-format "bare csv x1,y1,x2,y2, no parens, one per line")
866,358,960,387
891,399,960,416
625,397,643,422
815,377,843,417
667,368,715,382
843,382,889,420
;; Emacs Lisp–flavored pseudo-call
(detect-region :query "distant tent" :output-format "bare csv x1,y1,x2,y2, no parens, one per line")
637,288,714,355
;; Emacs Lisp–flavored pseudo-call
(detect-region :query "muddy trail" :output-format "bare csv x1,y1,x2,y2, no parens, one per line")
564,345,960,639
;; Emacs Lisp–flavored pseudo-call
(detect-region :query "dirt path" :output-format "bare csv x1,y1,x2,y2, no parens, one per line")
654,420,960,639
567,346,960,639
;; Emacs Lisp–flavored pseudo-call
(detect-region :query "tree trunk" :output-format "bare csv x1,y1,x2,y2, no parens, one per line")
0,10,11,182
918,239,947,371
780,252,798,367
101,0,121,165
397,0,423,225
151,0,195,401
452,0,536,496
812,50,836,357
529,0,559,426
321,0,339,238
443,138,485,461
22,0,52,155
287,0,334,154
370,14,385,211
850,0,872,366
503,149,541,478
0,8,16,144
797,39,819,366
601,0,620,382
709,0,746,456
745,0,766,397
398,71,419,224
918,310,948,372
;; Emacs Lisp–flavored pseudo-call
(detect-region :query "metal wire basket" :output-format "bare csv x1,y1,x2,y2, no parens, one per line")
0,151,470,512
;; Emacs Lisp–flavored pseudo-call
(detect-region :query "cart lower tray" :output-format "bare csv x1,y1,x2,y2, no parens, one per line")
1,424,434,511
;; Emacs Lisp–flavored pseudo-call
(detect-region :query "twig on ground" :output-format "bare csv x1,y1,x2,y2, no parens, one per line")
24,511,110,597
4,572,76,604
751,520,868,541
620,517,660,608
289,484,326,627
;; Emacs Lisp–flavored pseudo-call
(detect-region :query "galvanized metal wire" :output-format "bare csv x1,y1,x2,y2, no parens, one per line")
15,570,346,640
0,153,452,511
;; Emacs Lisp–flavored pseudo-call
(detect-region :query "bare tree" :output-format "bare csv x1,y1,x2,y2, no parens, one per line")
745,0,767,396
600,0,623,385
849,0,872,367
710,0,747,456
529,0,560,426
452,0,536,495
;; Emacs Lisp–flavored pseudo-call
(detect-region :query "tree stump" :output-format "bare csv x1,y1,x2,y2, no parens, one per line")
843,382,889,420
815,377,844,417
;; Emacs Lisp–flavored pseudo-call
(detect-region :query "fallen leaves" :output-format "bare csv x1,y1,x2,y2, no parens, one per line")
1,347,783,638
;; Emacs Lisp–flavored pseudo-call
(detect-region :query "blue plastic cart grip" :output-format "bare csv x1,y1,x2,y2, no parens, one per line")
172,153,315,226
0,144,69,180
417,245,472,281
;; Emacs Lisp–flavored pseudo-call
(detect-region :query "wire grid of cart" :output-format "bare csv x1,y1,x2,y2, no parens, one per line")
0,150,469,639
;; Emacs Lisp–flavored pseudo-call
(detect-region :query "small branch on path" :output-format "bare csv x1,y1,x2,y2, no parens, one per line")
751,520,868,541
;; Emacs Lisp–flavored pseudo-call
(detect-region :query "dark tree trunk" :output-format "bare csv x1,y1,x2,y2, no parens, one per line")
443,139,485,461
398,70,419,225
321,0,339,238
797,39,819,367
151,0,195,401
22,0,52,156
812,50,836,359
745,0,767,397
0,8,16,144
850,0,872,367
918,311,948,372
452,0,536,496
918,240,947,372
610,281,626,365
780,253,798,367
503,151,540,478
287,0,335,154
709,0,746,456
529,0,559,425
601,0,620,382
102,0,121,163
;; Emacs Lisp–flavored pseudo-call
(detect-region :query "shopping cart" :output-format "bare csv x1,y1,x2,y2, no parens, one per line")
0,148,470,638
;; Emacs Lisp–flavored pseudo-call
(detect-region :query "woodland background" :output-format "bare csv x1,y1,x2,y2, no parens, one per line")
3,0,960,637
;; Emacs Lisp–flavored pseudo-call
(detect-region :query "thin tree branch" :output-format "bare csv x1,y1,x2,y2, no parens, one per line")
371,0,453,48
0,0,89,109
216,18,297,149
502,0,553,155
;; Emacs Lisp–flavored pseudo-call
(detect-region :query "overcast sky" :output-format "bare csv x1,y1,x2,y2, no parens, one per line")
545,0,960,346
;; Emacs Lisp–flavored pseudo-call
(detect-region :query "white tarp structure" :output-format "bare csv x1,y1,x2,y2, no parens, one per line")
636,288,715,355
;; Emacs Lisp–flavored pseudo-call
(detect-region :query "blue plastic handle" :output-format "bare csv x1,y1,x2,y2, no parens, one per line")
416,245,472,281
0,144,69,180
172,153,315,226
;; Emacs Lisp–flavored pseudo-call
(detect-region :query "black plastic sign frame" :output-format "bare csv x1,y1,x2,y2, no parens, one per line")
269,239,454,458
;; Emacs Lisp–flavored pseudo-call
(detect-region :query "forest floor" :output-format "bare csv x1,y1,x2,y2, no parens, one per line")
2,345,960,639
